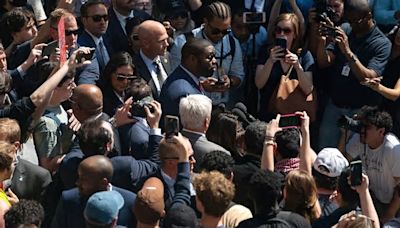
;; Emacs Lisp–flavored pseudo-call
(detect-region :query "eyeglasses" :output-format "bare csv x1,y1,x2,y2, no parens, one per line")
87,14,109,22
208,24,231,35
169,12,188,20
115,74,136,81
275,26,293,35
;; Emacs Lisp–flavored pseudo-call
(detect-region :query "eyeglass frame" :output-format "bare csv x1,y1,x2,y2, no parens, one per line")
84,14,109,22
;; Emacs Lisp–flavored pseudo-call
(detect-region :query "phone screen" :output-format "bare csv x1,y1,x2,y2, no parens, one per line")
165,115,179,138
42,40,59,57
243,12,266,24
279,114,300,128
275,38,287,50
350,160,362,186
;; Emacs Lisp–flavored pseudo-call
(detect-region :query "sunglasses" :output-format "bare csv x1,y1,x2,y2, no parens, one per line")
116,74,136,81
275,26,293,35
169,12,188,20
209,24,231,35
65,29,79,36
88,14,109,22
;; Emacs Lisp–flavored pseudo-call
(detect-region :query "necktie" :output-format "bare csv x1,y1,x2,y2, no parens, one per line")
97,40,110,70
153,60,165,87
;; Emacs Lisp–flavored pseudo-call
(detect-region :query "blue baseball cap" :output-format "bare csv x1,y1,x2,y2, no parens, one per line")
84,190,124,225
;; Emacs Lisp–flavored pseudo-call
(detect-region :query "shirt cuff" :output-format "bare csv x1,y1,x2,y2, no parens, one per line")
150,128,162,136
16,66,26,78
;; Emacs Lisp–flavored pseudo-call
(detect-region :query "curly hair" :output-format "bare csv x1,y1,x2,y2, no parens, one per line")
193,171,235,217
4,200,44,228
200,150,235,178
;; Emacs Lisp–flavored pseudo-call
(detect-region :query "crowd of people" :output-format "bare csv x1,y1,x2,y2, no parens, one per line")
0,0,399,227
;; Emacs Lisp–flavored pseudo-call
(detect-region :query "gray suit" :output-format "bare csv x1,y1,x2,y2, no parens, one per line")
182,130,231,172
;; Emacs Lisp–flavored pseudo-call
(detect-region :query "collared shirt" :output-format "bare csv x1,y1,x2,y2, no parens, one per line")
140,50,167,93
170,26,244,105
85,29,102,45
182,128,206,137
113,8,133,34
244,0,265,12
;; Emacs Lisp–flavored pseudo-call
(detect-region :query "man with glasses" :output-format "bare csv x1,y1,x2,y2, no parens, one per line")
316,0,391,150
170,1,244,109
49,8,100,85
133,20,171,99
78,0,112,72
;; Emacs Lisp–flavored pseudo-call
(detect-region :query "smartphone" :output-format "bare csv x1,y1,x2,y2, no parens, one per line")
215,66,225,86
279,114,301,129
42,40,59,57
275,37,287,52
165,115,179,138
350,160,362,186
76,48,95,63
243,12,266,24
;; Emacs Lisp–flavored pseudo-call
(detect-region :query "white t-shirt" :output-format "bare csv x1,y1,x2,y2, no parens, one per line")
347,133,400,204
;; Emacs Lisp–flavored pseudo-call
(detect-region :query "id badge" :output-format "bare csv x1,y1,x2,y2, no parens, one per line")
341,64,351,77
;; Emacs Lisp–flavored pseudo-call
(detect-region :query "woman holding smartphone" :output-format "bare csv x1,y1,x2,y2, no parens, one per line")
255,13,314,121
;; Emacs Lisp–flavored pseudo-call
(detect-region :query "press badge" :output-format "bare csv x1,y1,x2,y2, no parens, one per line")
341,64,350,77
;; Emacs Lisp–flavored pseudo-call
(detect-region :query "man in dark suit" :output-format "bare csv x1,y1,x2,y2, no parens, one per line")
0,118,52,204
159,38,216,119
78,0,112,72
179,94,230,172
105,0,150,54
133,20,170,99
52,155,137,228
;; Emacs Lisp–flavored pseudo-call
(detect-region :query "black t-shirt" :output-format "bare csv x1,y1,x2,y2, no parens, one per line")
237,211,311,228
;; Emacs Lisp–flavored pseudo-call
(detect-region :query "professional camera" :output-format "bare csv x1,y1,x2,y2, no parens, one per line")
314,0,336,22
130,96,154,118
337,115,363,133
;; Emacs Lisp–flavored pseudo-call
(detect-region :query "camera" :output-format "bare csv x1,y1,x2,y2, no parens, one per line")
314,0,336,22
76,48,95,63
130,96,154,118
337,115,363,133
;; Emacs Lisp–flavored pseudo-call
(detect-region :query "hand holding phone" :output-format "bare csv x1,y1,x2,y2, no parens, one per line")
75,48,95,63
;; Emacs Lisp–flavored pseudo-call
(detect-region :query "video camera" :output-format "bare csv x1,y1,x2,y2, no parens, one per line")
337,115,363,133
314,0,336,22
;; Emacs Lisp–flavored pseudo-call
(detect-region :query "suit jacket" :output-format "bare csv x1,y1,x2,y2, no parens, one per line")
11,158,52,203
51,186,137,228
111,134,162,191
181,130,231,172
159,66,202,119
132,53,172,99
118,119,150,159
101,85,124,118
105,7,150,54
77,30,113,71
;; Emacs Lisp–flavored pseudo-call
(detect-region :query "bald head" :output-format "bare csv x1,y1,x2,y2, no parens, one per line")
79,155,113,180
72,84,103,121
181,38,213,60
138,20,169,58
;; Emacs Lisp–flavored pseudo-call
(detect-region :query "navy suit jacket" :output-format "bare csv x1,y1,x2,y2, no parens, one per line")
132,53,158,99
111,134,162,191
11,158,52,203
77,30,113,71
159,66,202,118
101,85,124,117
51,186,137,228
119,120,150,159
105,7,150,54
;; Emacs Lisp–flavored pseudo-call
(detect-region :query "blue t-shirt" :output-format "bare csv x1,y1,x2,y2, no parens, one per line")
326,24,391,108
